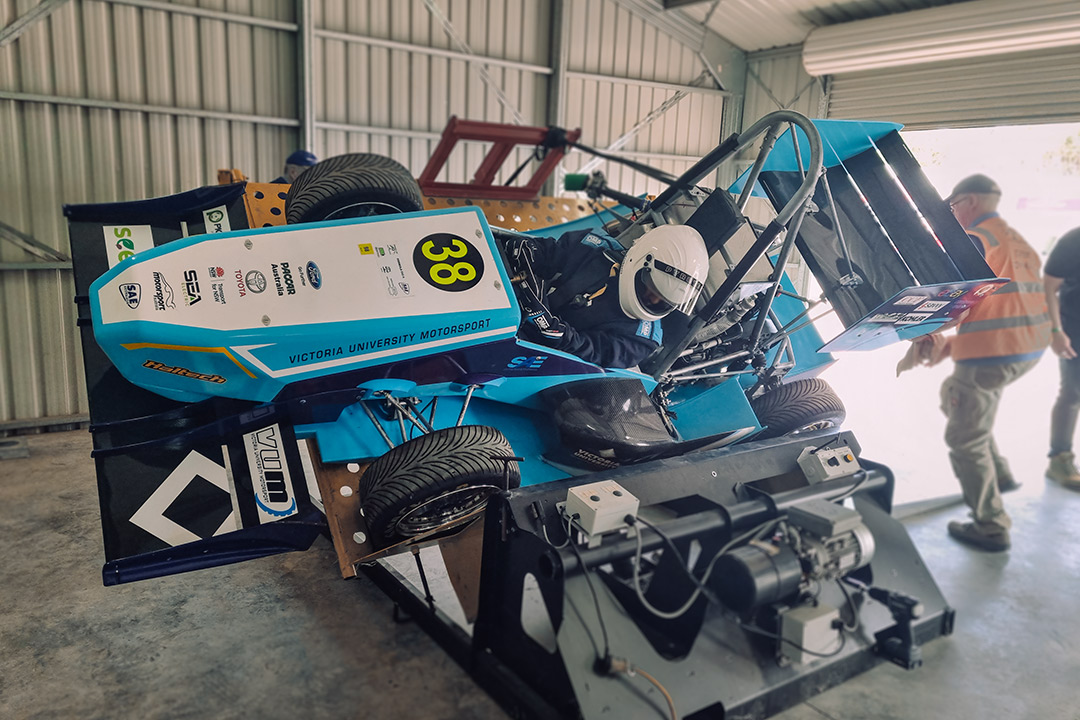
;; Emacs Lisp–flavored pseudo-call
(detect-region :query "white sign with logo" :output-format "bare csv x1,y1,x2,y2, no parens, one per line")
203,205,232,234
103,225,155,269
96,210,511,330
242,424,299,524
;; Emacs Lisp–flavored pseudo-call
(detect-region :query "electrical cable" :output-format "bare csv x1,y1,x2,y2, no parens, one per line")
540,509,571,549
738,618,848,658
831,469,870,503
566,514,611,660
630,517,782,621
629,666,678,720
634,515,691,571
836,578,861,633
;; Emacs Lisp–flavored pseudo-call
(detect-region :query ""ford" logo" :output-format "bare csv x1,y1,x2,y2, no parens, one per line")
306,261,322,290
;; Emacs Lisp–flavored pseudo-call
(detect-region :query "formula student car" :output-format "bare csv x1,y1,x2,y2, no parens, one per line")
67,110,1000,719
71,109,1004,566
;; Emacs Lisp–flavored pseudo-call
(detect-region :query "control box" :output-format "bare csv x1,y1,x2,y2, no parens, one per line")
798,444,860,484
564,480,639,537
780,603,841,665
787,498,863,537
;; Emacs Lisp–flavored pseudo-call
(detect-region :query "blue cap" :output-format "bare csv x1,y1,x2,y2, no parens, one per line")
285,150,317,166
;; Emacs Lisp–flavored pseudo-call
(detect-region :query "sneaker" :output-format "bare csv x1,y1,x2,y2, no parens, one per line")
947,520,1010,552
1046,452,1080,489
997,476,1022,493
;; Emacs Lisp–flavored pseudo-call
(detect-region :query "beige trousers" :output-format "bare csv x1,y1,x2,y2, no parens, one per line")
939,358,1039,530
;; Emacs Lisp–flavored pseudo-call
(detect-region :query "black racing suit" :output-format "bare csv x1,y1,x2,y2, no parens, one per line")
517,229,662,369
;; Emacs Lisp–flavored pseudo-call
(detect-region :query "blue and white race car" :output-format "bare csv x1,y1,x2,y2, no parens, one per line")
70,110,1002,579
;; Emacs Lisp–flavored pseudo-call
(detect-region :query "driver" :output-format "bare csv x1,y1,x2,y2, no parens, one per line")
509,224,709,368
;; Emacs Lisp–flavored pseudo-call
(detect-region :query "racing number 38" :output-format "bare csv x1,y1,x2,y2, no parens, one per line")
413,233,484,292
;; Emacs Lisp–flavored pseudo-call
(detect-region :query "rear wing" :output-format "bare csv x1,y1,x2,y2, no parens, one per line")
731,119,1001,351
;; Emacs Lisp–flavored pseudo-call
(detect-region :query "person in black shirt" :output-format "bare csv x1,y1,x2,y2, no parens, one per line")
1043,226,1080,489
509,224,709,369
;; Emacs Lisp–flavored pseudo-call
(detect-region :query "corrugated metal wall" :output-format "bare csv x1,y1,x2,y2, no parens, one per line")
743,46,824,127
561,0,728,195
737,46,826,290
0,0,729,427
1,0,300,427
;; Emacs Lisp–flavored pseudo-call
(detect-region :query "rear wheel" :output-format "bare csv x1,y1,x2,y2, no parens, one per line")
751,378,845,439
285,153,424,224
359,425,520,546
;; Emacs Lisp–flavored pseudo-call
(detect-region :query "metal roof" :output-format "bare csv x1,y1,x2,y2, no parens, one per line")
675,0,975,53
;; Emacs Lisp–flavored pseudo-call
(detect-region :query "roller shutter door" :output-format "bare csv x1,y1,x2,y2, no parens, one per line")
826,45,1080,130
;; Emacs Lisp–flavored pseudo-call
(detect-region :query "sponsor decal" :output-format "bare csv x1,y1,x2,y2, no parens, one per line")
234,269,248,297
974,284,998,297
119,283,141,309
152,272,176,311
245,270,267,294
183,269,202,306
211,282,227,304
896,312,933,325
104,225,154,268
894,295,926,306
243,424,298,524
285,319,494,366
398,281,410,295
915,300,949,312
143,359,226,384
306,261,322,289
203,205,232,234
271,262,296,296
507,355,548,370
358,243,374,255
377,247,386,256
129,450,234,546
869,312,903,323
937,288,966,299
413,233,484,292
209,266,225,278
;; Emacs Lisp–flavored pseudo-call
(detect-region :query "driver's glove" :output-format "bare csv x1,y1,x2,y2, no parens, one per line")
506,236,538,267
518,278,566,343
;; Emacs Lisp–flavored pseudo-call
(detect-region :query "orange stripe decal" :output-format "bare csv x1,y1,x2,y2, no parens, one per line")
120,343,258,378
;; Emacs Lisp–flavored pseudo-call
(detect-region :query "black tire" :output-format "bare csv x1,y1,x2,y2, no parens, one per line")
360,425,521,545
751,378,845,440
285,153,424,224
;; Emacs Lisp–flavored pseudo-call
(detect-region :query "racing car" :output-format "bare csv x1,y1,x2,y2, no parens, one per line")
67,109,1001,719
72,110,1001,559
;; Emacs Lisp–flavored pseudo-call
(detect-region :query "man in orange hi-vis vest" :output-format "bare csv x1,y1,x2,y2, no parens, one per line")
924,174,1052,551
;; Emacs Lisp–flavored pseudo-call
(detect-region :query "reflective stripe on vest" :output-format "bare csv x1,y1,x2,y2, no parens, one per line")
952,217,1051,362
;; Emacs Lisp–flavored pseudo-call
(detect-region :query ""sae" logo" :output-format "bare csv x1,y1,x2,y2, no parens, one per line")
119,283,141,309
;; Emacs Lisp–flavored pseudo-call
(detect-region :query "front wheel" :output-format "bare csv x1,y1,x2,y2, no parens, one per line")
359,425,521,546
284,153,424,224
750,378,845,440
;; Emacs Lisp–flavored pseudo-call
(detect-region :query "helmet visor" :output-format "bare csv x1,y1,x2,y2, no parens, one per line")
640,259,704,315
635,270,676,316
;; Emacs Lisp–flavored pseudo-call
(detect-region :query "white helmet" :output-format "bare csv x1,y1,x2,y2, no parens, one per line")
618,224,709,322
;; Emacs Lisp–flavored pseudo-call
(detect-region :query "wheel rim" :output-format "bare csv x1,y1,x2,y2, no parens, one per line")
788,418,839,435
394,484,501,536
323,201,408,220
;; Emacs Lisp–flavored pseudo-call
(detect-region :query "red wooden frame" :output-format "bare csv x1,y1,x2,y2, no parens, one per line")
417,117,581,201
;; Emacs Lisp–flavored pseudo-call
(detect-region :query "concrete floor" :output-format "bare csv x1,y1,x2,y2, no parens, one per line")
3,428,1080,720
